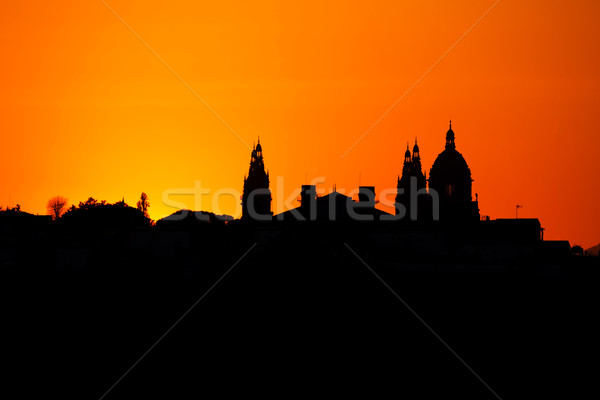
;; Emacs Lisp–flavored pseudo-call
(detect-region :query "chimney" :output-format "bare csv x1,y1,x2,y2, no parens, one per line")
358,186,376,207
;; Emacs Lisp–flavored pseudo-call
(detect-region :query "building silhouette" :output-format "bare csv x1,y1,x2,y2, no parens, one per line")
395,139,428,220
250,123,490,225
428,121,480,223
241,138,272,220
275,184,390,222
232,123,575,264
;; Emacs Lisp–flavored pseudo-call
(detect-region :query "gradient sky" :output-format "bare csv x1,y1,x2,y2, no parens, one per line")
1,1,599,247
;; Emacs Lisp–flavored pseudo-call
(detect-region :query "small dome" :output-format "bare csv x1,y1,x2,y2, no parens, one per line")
446,123,454,141
445,121,456,150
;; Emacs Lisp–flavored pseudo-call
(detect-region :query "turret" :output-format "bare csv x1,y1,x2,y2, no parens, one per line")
412,138,420,160
404,143,411,164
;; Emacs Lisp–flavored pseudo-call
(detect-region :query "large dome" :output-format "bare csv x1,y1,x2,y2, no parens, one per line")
426,122,479,223
430,147,471,183
428,123,476,217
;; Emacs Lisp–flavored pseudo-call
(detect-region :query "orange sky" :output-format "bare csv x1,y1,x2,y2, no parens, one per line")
1,1,599,248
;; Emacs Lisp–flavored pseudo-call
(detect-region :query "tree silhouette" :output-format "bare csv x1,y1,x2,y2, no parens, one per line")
0,204,21,214
78,197,106,210
137,192,150,217
60,197,152,230
47,196,68,220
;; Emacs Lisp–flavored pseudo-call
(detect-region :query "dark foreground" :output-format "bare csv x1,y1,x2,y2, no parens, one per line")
2,242,599,399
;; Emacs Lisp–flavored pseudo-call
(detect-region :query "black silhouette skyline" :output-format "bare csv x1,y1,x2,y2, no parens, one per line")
1,122,599,400
3,1,600,398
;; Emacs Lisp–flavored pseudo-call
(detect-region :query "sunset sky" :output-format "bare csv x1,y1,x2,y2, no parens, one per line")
1,1,599,247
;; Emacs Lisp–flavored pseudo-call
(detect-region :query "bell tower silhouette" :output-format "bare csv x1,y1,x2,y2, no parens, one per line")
242,138,272,220
395,139,427,219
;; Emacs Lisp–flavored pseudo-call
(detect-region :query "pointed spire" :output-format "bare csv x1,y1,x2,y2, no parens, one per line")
255,136,263,155
413,136,420,158
404,142,412,165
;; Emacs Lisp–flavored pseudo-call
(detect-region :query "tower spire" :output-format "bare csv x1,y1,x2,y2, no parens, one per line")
445,121,455,150
412,136,420,161
242,137,271,220
396,134,427,218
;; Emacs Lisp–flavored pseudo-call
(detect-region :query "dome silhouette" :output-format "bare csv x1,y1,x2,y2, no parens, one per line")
430,147,471,184
428,122,479,222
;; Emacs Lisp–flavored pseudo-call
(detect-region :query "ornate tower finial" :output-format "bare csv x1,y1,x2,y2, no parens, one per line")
412,137,420,161
445,121,455,150
404,142,411,164
255,136,263,157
